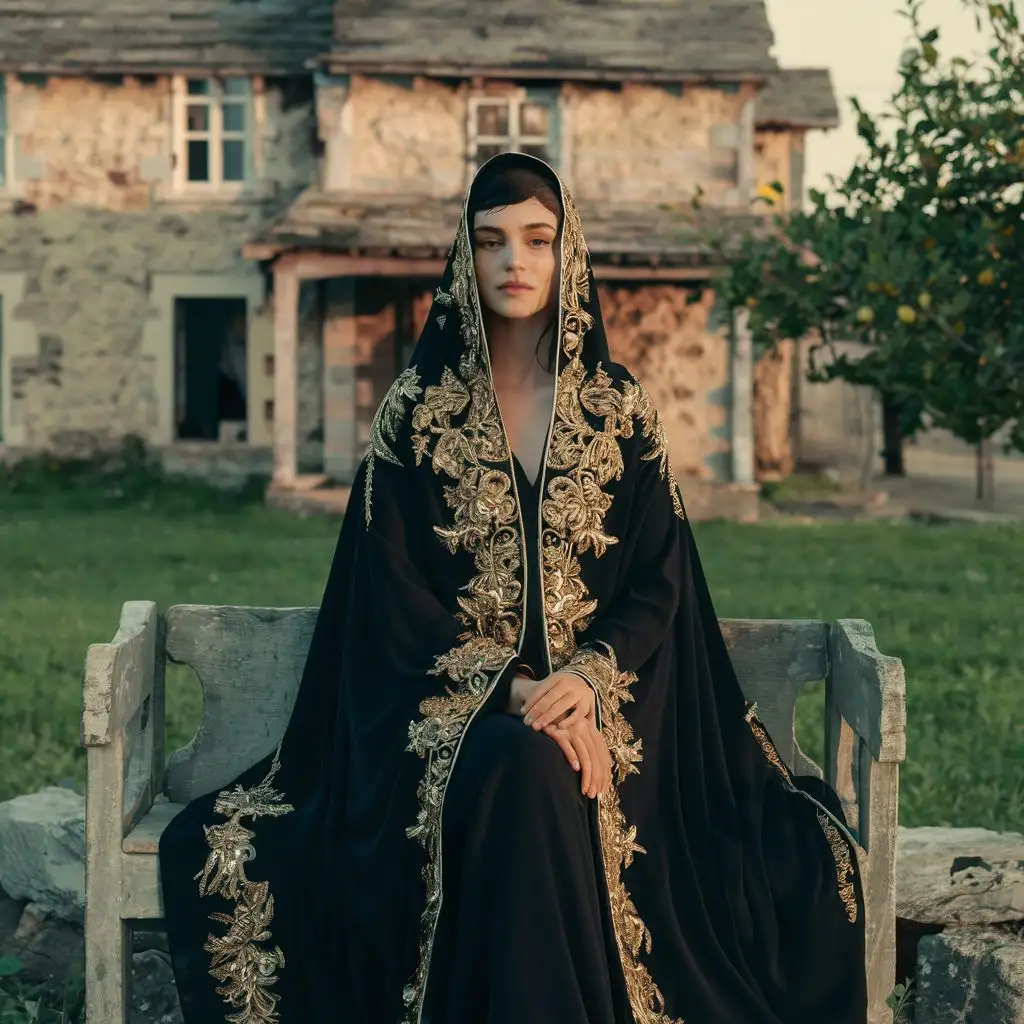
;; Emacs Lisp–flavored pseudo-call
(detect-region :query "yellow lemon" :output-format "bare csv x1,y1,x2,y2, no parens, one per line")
978,268,995,286
757,183,782,204
856,306,875,324
918,292,932,309
897,305,917,324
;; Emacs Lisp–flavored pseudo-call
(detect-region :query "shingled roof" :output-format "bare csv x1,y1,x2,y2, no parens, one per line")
244,187,762,266
327,0,777,81
0,0,333,74
756,68,840,129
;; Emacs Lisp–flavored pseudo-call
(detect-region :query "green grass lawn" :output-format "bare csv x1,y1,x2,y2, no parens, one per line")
1,482,1022,832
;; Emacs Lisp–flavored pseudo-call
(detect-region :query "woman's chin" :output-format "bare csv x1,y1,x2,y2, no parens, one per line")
486,293,543,320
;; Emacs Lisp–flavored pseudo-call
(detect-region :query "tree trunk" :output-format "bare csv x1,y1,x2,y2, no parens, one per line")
858,388,877,491
976,438,996,507
881,392,906,477
753,340,795,480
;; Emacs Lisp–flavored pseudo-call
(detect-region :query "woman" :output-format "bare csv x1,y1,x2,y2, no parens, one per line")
159,152,867,1024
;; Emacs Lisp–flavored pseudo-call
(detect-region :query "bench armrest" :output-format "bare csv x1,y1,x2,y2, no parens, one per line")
82,600,162,834
829,618,907,765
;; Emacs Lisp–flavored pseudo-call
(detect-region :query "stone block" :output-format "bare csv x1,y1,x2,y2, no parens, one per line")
897,826,1024,926
0,787,86,924
916,927,1024,1024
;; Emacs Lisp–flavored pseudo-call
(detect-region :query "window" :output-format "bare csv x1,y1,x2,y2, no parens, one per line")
173,76,253,190
468,93,558,171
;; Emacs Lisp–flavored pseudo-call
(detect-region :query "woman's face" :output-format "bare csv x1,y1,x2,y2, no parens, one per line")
472,197,560,320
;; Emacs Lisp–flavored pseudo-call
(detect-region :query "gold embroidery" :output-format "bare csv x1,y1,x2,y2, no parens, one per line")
743,700,860,923
196,743,295,1024
563,644,683,1024
400,223,523,1022
623,378,686,520
817,810,859,923
364,366,423,526
558,190,595,360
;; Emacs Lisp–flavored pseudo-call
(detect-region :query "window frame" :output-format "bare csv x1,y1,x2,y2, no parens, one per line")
467,90,559,176
171,74,257,195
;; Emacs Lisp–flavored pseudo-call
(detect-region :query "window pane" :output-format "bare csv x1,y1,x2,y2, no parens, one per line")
187,139,210,181
222,102,246,133
475,144,505,165
520,102,550,137
187,78,212,96
223,77,249,96
521,143,551,163
222,139,245,181
186,104,209,132
475,103,509,137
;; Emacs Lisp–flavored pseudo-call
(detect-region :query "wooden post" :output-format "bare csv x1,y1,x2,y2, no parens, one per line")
731,308,755,486
322,279,358,483
273,256,300,487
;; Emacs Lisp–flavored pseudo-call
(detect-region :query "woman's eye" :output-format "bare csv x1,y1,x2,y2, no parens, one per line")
528,238,551,248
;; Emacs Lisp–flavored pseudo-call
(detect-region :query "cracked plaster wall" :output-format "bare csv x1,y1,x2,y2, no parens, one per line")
0,74,318,451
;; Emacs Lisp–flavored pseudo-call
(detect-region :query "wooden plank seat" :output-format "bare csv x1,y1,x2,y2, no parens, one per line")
81,602,906,1024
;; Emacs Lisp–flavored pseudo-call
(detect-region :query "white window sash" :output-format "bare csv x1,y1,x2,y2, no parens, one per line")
172,75,253,193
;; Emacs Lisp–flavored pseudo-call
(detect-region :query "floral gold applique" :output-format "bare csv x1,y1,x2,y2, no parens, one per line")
622,378,686,520
743,700,860,923
563,644,683,1024
400,224,523,1022
364,366,423,526
196,743,295,1024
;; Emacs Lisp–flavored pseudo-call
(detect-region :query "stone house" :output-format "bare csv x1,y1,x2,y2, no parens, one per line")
0,0,837,517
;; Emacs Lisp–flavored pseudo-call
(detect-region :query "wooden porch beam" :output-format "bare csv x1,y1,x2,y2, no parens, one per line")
243,248,715,282
272,253,301,488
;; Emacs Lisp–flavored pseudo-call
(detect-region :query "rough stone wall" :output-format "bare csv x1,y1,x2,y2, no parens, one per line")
0,74,318,452
567,84,751,205
340,75,468,196
754,129,795,209
600,284,730,481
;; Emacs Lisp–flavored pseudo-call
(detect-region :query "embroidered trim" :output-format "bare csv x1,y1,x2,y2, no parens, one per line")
400,224,525,1023
743,700,860,923
364,366,423,526
625,378,686,520
563,644,683,1024
817,810,859,923
195,742,295,1024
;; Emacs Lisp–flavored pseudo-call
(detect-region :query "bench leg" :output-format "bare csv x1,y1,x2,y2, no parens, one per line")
85,915,132,1024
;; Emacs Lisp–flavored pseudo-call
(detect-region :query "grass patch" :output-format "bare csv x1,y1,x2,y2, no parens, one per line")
1,471,1021,832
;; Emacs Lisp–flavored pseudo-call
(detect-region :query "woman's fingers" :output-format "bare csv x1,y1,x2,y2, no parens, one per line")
528,692,581,731
542,725,581,773
520,677,557,717
522,678,572,722
572,725,593,795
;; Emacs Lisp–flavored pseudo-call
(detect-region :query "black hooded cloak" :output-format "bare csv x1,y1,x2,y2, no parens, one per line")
159,153,867,1024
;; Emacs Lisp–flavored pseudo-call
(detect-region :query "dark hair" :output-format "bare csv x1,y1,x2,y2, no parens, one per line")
467,158,563,371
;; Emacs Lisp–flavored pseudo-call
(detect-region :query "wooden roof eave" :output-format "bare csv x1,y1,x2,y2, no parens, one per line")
242,242,723,281
317,55,772,86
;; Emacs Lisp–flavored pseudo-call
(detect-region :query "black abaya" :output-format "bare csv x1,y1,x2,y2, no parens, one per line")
159,153,867,1024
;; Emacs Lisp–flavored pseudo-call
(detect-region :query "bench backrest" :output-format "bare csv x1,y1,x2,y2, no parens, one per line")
163,605,830,803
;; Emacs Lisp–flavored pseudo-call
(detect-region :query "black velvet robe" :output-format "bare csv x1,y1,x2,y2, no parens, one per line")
159,153,867,1024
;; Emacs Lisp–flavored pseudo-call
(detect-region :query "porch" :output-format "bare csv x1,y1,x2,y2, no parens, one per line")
243,187,760,519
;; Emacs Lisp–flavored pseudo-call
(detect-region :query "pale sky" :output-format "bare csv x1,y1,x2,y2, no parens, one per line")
763,0,993,202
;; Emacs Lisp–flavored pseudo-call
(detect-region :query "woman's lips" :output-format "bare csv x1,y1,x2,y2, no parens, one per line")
499,283,532,293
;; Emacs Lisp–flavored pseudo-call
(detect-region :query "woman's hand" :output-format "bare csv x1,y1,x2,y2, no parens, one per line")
541,719,613,798
521,671,596,731
507,673,538,715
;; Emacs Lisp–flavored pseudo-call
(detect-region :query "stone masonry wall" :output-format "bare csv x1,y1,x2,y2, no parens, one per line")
566,83,752,205
322,77,753,207
0,74,318,451
600,284,730,481
754,129,798,211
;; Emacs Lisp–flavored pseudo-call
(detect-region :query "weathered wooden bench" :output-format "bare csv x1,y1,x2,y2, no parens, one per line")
81,602,906,1024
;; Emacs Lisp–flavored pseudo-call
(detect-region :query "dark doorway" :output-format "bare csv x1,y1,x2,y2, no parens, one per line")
173,297,247,441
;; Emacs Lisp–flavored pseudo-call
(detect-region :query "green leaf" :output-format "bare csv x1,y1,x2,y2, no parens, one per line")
0,956,23,977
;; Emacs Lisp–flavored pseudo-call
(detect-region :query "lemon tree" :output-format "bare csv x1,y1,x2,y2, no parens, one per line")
715,0,1024,490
